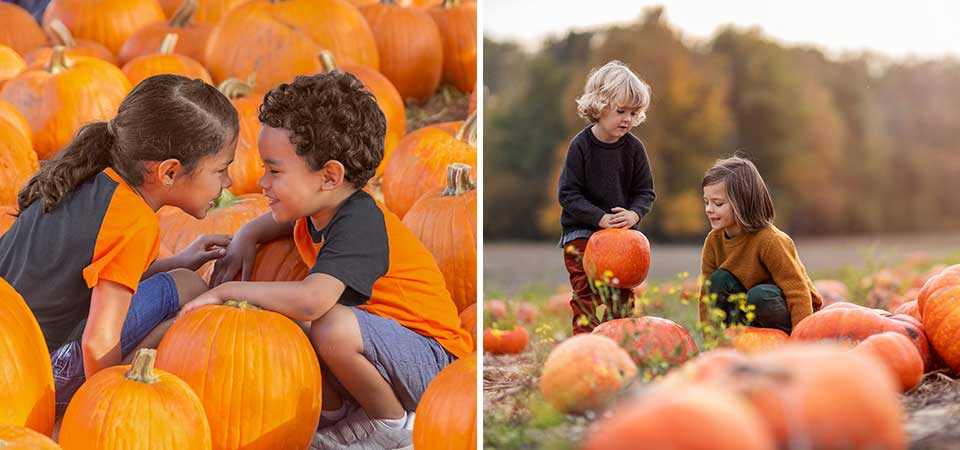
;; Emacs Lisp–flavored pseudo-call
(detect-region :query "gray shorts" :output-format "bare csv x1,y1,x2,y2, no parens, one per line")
322,308,456,412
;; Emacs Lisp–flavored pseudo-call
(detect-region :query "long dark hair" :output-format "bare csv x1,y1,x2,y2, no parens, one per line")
18,74,239,212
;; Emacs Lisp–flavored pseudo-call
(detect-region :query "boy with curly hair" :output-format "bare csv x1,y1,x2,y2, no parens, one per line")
182,72,472,450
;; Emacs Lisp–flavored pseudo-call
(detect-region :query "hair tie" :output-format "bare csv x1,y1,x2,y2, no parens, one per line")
106,120,116,138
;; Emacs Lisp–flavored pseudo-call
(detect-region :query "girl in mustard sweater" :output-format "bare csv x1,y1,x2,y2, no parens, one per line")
698,156,822,334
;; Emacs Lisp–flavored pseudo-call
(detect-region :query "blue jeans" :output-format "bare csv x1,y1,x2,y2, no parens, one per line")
50,272,180,416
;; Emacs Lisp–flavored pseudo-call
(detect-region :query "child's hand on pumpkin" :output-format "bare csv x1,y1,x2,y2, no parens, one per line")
178,234,232,271
609,207,640,228
178,288,226,318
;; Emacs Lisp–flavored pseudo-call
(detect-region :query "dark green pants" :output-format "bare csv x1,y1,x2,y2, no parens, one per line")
707,269,792,334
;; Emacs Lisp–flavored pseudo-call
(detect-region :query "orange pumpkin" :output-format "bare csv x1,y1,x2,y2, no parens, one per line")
350,0,473,6
582,228,651,288
122,33,213,87
42,0,166,55
581,385,776,450
1,47,131,160
592,317,698,367
920,284,960,371
159,0,249,24
198,237,309,283
0,206,18,235
205,0,379,89
540,334,638,413
459,303,477,350
483,326,528,355
412,352,476,450
854,332,923,392
215,78,265,196
0,45,25,89
660,348,748,387
361,1,442,102
0,424,61,450
0,100,32,144
382,115,475,218
723,326,789,353
427,0,476,93
402,163,476,311
0,277,55,435
24,20,117,66
484,298,506,320
156,301,322,450
0,4,46,56
0,120,40,206
119,0,213,66
917,264,960,312
59,349,212,450
514,302,538,324
893,299,921,322
319,50,405,177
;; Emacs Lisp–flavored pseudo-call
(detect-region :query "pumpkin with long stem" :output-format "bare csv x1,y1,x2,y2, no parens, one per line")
42,0,166,55
120,0,214,66
412,352,476,450
24,20,116,66
0,4,46,56
122,33,213,87
361,0,443,102
427,0,476,93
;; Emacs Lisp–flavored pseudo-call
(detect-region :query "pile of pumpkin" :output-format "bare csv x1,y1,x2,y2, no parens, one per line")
0,0,478,448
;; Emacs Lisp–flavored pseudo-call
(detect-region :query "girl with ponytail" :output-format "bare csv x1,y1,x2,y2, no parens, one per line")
0,74,240,417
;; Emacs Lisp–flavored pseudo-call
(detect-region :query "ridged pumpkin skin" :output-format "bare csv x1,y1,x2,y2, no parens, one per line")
361,1,442,102
412,353,476,450
917,264,960,312
24,20,117,66
0,278,55,436
216,79,264,196
382,117,475,218
121,34,213,87
854,332,923,392
581,385,776,450
42,0,166,55
1,48,131,160
198,237,309,283
427,0,476,93
0,45,25,89
0,99,32,144
540,334,638,414
205,0,379,88
59,350,212,450
459,303,477,350
403,163,476,312
0,120,40,206
592,317,697,367
160,0,252,24
0,424,61,450
893,300,921,322
921,285,960,371
723,326,789,353
582,228,651,289
483,326,528,355
119,0,213,66
0,4,46,56
156,302,322,450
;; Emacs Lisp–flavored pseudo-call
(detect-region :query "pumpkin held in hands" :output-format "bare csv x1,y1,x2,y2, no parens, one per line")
582,228,651,289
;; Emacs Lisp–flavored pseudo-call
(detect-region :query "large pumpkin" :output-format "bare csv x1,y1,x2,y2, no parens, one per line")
0,424,61,450
0,100,32,144
156,301,322,450
204,0,379,89
854,332,923,392
540,334,638,414
360,0,442,102
0,120,40,206
402,163,476,311
412,352,476,450
119,0,213,66
122,33,213,87
582,228,651,289
59,349,212,450
917,264,960,312
580,385,776,450
319,50,405,177
42,0,166,55
427,0,476,93
0,45,25,89
0,4,46,56
459,303,477,350
0,277,55,435
920,284,960,371
159,0,248,24
592,317,697,368
24,20,116,66
382,115,475,218
1,47,131,160
198,237,309,283
483,326,528,355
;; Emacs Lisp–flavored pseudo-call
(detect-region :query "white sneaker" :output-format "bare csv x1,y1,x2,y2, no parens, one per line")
310,408,413,450
404,412,415,431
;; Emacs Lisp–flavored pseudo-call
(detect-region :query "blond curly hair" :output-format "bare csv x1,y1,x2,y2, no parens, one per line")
575,60,651,125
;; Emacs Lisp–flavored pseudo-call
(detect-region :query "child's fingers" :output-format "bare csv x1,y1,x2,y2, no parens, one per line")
611,207,626,213
203,234,233,249
241,260,253,281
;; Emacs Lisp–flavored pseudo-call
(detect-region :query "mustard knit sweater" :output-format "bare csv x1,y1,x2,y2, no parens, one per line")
698,225,823,328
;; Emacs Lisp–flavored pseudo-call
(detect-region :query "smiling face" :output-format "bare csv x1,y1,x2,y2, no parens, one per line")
165,140,236,219
592,104,640,143
256,125,331,223
703,182,742,237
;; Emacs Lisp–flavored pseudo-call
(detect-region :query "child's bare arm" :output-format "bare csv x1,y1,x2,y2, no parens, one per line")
208,212,295,286
179,273,344,322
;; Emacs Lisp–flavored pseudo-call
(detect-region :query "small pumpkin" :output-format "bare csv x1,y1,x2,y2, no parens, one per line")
427,0,476,93
483,326,528,355
121,33,213,87
854,331,923,392
514,302,538,324
360,0,443,102
0,45,25,89
156,301,322,450
24,20,116,66
484,298,506,320
0,277,55,435
458,303,477,350
382,115,475,218
540,334,638,413
0,424,61,450
59,349,212,450
0,4,46,56
412,352,476,450
402,163,476,312
723,326,789,353
582,228,651,289
119,0,214,66
0,120,40,206
592,317,697,367
42,0,167,55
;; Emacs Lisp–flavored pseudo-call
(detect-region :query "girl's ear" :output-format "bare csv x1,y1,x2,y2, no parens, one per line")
320,160,346,190
155,158,183,187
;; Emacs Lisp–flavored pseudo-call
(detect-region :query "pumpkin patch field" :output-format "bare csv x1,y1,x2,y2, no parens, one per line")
483,252,960,450
0,0,477,448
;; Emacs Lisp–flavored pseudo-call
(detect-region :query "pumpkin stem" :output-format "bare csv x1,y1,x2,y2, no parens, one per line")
46,20,76,48
159,33,179,55
47,46,70,75
455,111,477,147
224,300,263,310
441,0,460,7
169,0,198,28
218,78,254,100
211,189,242,209
124,349,160,384
441,163,475,197
381,0,398,5
319,50,339,73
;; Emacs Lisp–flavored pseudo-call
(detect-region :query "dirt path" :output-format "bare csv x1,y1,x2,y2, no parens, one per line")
484,232,960,294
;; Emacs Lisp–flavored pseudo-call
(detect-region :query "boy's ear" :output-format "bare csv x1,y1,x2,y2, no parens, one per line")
156,159,183,187
320,160,346,190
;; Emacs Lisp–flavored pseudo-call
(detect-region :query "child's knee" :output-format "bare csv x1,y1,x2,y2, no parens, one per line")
708,269,739,292
168,268,207,306
745,285,783,306
309,306,362,356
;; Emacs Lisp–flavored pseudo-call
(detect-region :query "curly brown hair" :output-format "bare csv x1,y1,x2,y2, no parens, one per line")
258,72,386,188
